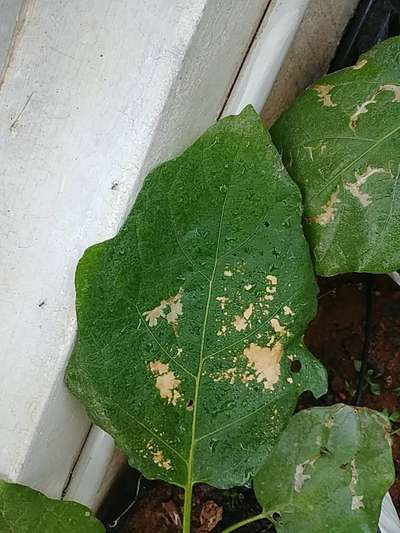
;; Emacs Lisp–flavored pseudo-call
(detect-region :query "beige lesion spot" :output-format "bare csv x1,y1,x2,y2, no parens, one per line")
264,275,278,301
294,457,318,492
380,84,400,102
283,306,294,316
147,441,172,471
224,269,233,277
217,325,227,337
216,296,229,310
308,188,340,225
353,58,368,70
244,283,253,291
243,342,283,390
349,84,400,130
144,288,183,328
344,166,385,207
232,303,254,332
214,367,237,385
313,84,337,107
270,318,286,335
149,361,181,405
350,459,364,511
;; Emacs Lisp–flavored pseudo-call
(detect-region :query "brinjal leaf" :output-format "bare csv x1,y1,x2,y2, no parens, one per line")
0,481,104,532
65,107,327,495
254,404,395,533
271,37,400,276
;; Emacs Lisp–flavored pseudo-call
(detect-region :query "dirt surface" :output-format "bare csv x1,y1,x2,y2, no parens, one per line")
99,274,400,532
303,273,400,510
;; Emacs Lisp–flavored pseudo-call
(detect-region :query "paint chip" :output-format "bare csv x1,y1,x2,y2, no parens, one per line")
149,361,181,405
313,84,337,107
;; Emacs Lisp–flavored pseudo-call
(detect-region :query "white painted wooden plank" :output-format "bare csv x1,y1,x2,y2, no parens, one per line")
0,0,267,498
0,0,24,76
223,0,311,116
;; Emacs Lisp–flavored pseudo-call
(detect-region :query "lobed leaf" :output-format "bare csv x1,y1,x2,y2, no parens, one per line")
0,481,104,532
65,107,327,495
271,37,400,276
254,404,395,533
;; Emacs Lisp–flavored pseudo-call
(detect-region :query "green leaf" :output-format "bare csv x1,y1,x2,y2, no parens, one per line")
65,107,327,523
0,481,104,532
271,37,400,275
254,404,394,533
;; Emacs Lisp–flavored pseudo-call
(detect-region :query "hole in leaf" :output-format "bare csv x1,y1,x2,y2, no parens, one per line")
320,446,331,456
340,463,349,470
186,400,194,411
264,220,270,228
290,360,302,373
272,512,281,522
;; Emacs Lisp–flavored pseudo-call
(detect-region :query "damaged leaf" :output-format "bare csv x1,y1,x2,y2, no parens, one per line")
65,107,327,529
0,481,104,532
254,404,394,533
271,37,400,275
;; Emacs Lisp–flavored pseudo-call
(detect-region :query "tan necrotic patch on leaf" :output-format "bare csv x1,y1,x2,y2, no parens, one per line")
313,84,337,107
294,458,317,492
216,296,229,310
149,361,181,405
349,84,400,130
232,303,254,332
243,342,283,391
353,58,368,70
344,166,385,207
283,306,294,316
147,441,172,471
350,459,364,511
309,188,340,225
144,288,183,327
270,318,286,335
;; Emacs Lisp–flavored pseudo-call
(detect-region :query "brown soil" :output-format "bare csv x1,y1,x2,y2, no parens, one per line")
99,274,400,532
303,273,400,510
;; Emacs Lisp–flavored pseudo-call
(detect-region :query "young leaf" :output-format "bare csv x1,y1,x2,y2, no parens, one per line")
254,404,394,533
271,37,400,276
0,481,104,532
65,107,327,525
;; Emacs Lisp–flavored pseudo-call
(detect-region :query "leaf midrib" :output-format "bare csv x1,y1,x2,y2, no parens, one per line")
185,191,228,491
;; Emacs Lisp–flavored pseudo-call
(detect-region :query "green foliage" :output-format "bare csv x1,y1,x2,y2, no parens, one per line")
0,481,104,532
271,37,400,276
65,106,327,530
253,405,394,533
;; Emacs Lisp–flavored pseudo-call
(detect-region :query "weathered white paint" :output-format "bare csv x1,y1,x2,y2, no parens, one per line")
223,0,311,116
62,427,114,508
0,0,24,76
0,0,267,498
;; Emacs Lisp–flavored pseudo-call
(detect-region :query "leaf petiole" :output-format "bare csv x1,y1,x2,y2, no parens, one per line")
183,485,193,533
221,512,269,533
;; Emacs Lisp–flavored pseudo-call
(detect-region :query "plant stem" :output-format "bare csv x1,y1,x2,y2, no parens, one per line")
183,484,193,533
221,512,268,533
